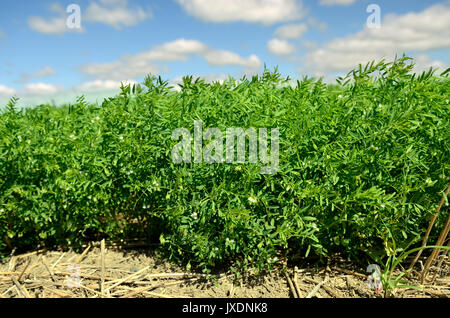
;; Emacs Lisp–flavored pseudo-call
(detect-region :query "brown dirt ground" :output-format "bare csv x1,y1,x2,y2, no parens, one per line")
0,241,448,298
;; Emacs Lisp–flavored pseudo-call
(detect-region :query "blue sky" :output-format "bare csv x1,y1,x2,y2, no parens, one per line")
0,0,449,107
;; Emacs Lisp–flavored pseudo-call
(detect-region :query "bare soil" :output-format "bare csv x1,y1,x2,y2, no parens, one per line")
0,242,448,298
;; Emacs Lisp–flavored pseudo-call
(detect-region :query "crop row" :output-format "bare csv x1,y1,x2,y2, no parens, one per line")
0,57,449,273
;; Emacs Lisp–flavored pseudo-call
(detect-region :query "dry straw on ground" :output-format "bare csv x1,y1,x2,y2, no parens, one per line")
0,239,448,298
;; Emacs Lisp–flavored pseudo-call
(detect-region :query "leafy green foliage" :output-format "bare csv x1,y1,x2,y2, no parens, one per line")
0,57,449,273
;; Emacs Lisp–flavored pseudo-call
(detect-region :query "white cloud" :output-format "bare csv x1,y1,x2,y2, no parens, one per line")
79,39,211,80
73,79,138,93
84,0,151,29
2,81,131,100
139,39,209,61
28,16,83,35
0,79,142,107
0,85,16,97
20,66,56,83
28,3,85,35
303,3,450,74
412,55,447,74
19,83,65,97
79,59,161,81
319,0,357,6
274,23,308,39
176,0,305,25
203,50,261,70
79,38,262,80
267,39,297,56
0,29,6,40
194,74,229,83
29,1,150,34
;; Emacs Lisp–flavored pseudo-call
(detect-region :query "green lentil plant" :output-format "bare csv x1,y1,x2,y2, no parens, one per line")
0,56,449,274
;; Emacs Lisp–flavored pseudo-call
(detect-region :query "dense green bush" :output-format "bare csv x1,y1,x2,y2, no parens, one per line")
1,57,449,273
